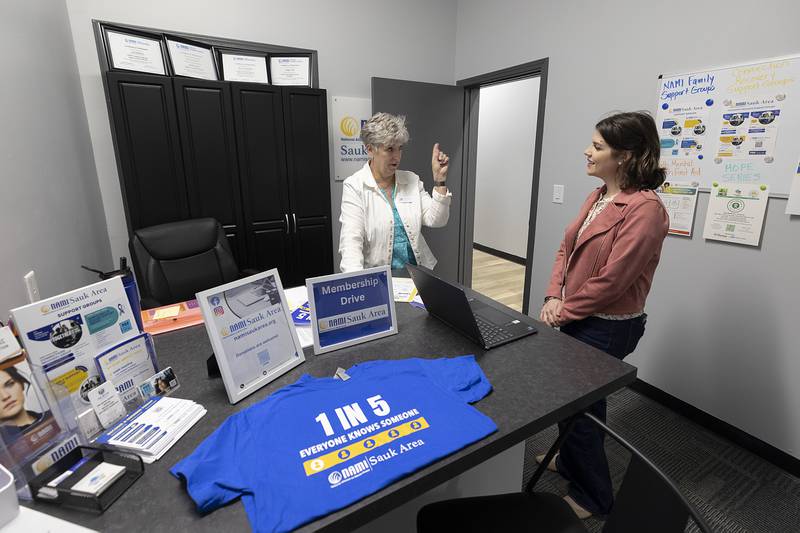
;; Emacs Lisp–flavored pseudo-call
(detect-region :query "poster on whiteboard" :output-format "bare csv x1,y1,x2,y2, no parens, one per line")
332,96,371,181
656,56,800,195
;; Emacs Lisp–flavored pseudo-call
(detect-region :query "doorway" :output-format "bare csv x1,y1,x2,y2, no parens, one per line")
459,59,548,315
470,77,541,311
370,59,548,314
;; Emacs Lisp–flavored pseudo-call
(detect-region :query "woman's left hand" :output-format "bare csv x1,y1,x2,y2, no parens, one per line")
539,298,563,327
432,143,449,181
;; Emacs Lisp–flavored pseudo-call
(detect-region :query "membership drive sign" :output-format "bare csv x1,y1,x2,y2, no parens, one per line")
307,266,397,355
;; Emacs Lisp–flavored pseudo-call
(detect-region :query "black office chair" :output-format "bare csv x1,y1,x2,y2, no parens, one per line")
130,218,245,308
417,412,713,533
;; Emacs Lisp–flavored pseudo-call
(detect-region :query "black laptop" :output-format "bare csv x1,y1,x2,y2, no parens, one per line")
405,264,537,349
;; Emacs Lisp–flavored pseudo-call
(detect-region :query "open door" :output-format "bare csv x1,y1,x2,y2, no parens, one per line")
371,78,465,282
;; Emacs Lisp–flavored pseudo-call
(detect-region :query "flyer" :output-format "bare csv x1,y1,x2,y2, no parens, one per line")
656,181,700,236
94,333,158,408
10,277,140,425
658,104,709,159
0,357,64,474
702,183,769,246
197,269,305,404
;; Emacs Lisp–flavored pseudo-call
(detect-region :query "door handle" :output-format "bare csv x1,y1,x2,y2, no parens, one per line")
284,214,290,234
292,213,297,233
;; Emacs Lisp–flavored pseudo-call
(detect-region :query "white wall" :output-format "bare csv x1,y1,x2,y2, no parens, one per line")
455,0,800,458
64,0,459,265
0,0,111,315
473,77,539,258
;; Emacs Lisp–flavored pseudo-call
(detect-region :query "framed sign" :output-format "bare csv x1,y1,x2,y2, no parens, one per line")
103,26,167,75
307,266,397,355
165,36,218,80
219,49,269,83
269,54,311,86
197,269,305,404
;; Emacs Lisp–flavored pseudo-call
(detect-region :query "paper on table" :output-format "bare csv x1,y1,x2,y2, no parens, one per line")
152,305,181,319
392,278,418,302
284,286,313,348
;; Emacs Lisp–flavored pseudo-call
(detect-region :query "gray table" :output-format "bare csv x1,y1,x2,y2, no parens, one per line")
25,295,635,532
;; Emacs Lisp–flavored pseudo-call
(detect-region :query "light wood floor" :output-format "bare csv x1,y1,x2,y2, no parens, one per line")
471,249,525,312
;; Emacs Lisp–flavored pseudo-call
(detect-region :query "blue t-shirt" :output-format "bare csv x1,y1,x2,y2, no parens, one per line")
171,356,496,532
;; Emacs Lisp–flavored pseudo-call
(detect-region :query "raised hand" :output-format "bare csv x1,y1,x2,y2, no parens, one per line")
431,143,450,182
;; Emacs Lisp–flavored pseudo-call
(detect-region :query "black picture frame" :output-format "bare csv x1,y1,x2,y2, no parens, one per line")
268,53,313,87
163,34,219,81
216,47,270,84
101,25,168,76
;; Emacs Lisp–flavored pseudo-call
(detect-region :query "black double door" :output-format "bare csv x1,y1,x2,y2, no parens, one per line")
106,72,332,287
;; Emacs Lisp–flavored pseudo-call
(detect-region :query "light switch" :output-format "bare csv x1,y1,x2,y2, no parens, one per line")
552,184,564,204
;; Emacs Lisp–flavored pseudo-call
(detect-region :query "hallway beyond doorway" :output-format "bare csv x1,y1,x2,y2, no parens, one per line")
471,248,524,312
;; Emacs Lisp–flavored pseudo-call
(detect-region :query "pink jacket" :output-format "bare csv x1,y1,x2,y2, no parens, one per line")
545,187,669,324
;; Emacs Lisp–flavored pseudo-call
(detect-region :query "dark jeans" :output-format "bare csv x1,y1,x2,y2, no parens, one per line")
555,314,647,516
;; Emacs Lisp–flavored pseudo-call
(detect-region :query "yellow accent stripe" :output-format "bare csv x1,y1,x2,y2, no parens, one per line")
303,416,429,476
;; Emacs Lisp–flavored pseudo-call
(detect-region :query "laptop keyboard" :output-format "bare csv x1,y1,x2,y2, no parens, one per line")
474,315,513,345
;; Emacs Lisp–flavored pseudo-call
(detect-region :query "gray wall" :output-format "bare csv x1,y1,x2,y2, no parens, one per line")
0,0,111,315
64,0,459,266
455,0,800,458
473,77,539,257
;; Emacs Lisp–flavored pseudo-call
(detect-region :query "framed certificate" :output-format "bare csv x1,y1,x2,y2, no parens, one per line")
269,54,311,86
165,36,218,80
103,27,167,75
219,50,269,84
196,269,305,404
307,266,397,355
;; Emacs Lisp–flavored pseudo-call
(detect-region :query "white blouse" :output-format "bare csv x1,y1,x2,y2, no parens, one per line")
338,163,451,273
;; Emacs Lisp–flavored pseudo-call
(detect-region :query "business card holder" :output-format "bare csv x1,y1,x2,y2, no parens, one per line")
28,446,143,513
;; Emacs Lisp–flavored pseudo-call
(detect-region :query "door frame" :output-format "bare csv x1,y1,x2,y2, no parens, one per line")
456,58,549,315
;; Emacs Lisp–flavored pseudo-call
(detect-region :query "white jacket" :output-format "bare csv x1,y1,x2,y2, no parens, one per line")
339,163,452,273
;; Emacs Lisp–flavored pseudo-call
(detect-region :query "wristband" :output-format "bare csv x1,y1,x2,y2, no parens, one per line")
434,180,447,187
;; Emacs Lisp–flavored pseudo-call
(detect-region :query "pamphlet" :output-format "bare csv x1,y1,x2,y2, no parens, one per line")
0,357,63,468
87,382,127,429
0,325,23,362
96,396,206,463
94,333,158,408
10,278,140,426
137,367,179,400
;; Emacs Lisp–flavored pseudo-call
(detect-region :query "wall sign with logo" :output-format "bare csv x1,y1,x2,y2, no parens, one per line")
307,266,397,355
332,96,372,181
196,269,305,404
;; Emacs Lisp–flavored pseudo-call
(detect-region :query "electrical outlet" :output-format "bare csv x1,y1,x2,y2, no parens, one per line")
24,270,40,303
552,184,565,204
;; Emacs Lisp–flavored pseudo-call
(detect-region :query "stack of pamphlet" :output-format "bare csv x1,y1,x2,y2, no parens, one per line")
95,396,206,463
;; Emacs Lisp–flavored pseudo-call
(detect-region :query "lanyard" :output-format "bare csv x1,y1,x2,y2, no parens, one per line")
379,182,397,203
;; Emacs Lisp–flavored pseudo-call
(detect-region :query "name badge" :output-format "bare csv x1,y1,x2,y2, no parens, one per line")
396,196,414,204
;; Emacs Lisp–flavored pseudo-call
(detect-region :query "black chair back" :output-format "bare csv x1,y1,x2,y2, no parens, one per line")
582,413,713,533
130,218,240,307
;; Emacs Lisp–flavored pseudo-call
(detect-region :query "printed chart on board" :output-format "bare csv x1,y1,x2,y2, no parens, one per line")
655,56,800,196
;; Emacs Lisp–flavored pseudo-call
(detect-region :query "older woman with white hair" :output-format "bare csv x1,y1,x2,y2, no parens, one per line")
338,112,451,272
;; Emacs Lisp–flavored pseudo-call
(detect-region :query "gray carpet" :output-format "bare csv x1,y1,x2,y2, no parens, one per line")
522,388,800,533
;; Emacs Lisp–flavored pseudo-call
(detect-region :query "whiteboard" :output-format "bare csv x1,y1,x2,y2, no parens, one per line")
655,54,800,196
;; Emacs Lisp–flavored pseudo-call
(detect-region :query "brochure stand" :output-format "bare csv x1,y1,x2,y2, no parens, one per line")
28,446,143,513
